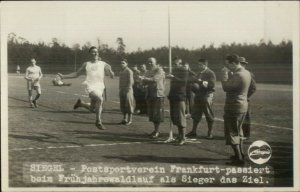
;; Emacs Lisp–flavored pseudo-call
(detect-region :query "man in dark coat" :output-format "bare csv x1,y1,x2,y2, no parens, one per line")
186,59,216,139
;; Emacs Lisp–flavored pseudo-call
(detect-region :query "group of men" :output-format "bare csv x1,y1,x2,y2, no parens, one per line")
24,46,256,165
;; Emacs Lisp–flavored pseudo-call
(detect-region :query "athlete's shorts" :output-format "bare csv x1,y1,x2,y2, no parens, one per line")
224,112,246,145
27,81,41,93
87,88,104,100
147,97,164,123
169,100,186,128
85,82,105,99
119,88,134,114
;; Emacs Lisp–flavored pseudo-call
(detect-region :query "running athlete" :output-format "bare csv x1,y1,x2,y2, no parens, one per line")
24,58,43,108
58,46,114,130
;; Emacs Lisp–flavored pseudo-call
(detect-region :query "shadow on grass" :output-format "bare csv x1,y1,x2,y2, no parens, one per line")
46,119,94,125
42,110,91,114
9,134,82,146
196,135,224,140
102,155,227,165
65,130,152,142
8,105,32,109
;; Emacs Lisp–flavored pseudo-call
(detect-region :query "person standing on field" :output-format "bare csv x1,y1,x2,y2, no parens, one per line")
184,62,196,118
133,64,148,115
139,57,165,139
16,65,21,75
167,57,189,145
132,64,142,114
119,59,134,125
24,58,43,108
221,54,251,165
186,58,216,139
58,46,114,130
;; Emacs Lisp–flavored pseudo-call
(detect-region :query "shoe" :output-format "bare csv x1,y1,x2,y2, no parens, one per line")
165,137,179,143
73,99,81,110
172,137,181,143
149,131,159,139
95,121,106,130
135,109,141,114
32,100,38,108
178,138,186,145
186,132,197,138
164,137,176,143
206,135,214,140
30,102,34,108
125,121,132,126
230,155,238,160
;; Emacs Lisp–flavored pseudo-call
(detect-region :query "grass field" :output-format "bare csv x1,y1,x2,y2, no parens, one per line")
6,74,294,188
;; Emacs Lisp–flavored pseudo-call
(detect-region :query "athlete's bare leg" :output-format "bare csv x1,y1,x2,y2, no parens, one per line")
28,90,34,107
28,90,33,102
32,88,41,108
95,99,105,129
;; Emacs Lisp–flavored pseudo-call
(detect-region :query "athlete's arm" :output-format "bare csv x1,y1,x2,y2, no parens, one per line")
24,68,31,81
38,67,43,80
59,62,86,79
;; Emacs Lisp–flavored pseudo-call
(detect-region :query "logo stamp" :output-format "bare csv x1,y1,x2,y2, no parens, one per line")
248,140,272,165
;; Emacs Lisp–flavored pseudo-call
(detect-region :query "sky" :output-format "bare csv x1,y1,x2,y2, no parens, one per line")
1,1,298,52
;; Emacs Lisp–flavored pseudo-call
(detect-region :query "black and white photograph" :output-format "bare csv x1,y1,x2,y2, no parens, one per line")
1,1,300,191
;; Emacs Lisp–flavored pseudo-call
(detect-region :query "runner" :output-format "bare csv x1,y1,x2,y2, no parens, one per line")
58,46,114,130
24,58,43,108
16,65,21,75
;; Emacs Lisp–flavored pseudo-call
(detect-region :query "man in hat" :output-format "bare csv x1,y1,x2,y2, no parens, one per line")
221,54,251,165
186,58,216,139
239,56,256,140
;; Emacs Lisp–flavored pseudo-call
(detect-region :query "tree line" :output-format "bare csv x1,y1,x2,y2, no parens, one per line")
8,33,292,84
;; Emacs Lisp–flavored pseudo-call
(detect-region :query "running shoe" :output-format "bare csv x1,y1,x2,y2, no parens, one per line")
73,99,81,110
32,100,38,108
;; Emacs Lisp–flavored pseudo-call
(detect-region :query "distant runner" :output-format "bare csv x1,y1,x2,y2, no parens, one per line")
24,58,43,108
16,65,21,75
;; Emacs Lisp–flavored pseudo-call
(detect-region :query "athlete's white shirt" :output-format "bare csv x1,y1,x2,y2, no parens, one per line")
25,65,42,87
83,61,106,96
